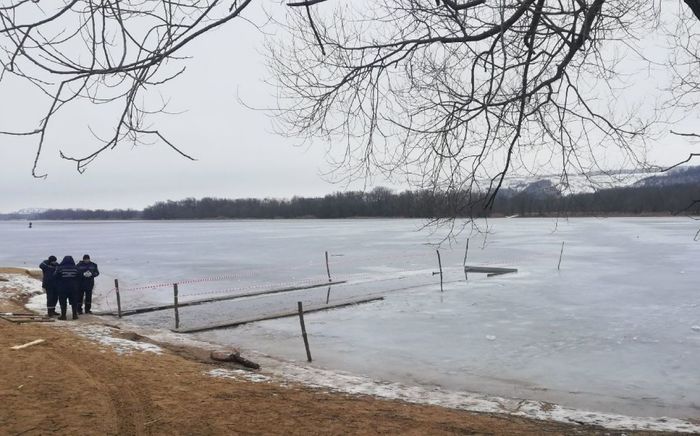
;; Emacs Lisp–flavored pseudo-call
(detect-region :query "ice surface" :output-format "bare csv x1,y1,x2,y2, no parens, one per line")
2,217,700,422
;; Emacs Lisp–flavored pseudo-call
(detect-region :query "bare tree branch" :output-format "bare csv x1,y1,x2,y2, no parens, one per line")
269,0,661,214
1,0,698,226
0,0,254,176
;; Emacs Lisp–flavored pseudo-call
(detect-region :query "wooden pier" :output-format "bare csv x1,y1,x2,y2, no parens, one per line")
95,280,347,317
464,265,518,277
174,296,384,333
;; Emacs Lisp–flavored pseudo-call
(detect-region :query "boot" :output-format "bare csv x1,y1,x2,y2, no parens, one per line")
48,308,57,317
58,308,67,320
72,306,79,320
85,304,92,314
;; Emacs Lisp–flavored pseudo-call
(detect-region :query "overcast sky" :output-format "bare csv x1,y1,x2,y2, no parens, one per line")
0,4,386,213
0,2,697,213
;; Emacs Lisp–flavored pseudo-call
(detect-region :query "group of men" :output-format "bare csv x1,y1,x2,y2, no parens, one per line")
39,255,99,320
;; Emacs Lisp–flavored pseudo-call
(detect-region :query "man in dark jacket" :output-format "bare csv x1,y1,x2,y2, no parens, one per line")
76,254,99,314
39,256,58,317
54,256,81,320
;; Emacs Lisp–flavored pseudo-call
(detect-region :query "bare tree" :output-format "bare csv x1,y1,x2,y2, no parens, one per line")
271,0,700,210
0,0,256,177
1,0,698,212
669,1,700,139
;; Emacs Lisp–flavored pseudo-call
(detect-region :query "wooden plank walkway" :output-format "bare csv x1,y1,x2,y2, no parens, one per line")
0,313,54,324
95,280,347,317
464,266,518,277
174,296,384,333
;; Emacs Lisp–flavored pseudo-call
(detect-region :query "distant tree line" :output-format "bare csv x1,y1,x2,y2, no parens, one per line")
3,181,698,221
0,209,141,220
492,183,700,217
139,183,700,219
141,187,450,219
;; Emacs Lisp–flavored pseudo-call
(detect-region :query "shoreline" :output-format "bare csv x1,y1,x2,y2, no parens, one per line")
1,213,699,222
3,268,698,434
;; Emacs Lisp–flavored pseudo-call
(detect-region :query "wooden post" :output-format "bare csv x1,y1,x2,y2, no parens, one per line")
325,251,332,282
436,249,444,292
173,283,180,330
114,279,122,318
463,238,470,281
557,241,565,271
297,301,312,362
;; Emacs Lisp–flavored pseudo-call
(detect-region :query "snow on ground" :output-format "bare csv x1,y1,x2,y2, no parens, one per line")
206,368,271,383
108,316,700,433
270,363,700,433
0,270,43,302
68,324,162,355
0,276,160,356
22,291,163,355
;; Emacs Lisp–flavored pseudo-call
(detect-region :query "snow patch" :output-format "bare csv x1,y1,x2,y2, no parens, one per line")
0,271,43,301
68,324,162,355
206,368,270,383
25,293,46,313
692,325,700,333
272,363,700,433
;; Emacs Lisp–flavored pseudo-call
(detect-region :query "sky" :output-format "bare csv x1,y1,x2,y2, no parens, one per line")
0,1,697,213
0,3,371,213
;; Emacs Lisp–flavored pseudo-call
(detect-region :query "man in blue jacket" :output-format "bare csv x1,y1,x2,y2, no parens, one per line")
54,256,81,320
76,254,99,314
39,256,58,317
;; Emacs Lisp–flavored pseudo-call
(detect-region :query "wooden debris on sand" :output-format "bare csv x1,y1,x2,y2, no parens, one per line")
211,350,261,370
0,313,55,324
11,339,45,350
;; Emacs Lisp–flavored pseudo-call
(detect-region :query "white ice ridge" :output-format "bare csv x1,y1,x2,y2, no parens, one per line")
274,363,700,433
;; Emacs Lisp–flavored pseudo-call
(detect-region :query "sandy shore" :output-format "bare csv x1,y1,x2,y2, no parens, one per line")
0,269,695,435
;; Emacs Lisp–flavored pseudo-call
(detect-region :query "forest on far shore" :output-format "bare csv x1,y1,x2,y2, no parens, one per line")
3,175,699,220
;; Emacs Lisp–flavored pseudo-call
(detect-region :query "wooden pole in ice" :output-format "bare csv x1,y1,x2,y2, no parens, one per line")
463,238,470,281
325,251,333,303
297,301,312,362
114,278,122,318
436,249,444,292
557,241,565,271
173,283,180,330
325,251,332,282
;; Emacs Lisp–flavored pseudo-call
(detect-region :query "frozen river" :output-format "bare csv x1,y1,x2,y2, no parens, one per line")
1,217,699,420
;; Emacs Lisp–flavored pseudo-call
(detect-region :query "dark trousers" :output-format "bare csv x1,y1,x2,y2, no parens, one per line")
45,286,58,311
57,289,79,317
78,286,94,312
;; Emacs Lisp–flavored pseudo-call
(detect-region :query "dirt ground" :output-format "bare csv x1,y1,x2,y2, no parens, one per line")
0,273,683,435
